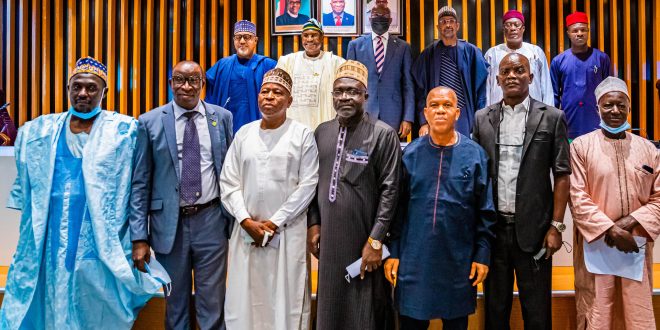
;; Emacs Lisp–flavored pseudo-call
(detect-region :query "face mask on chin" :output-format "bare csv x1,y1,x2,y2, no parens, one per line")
371,17,390,35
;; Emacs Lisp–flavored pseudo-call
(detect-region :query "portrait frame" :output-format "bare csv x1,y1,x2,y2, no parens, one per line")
272,0,315,35
318,0,361,36
362,0,402,35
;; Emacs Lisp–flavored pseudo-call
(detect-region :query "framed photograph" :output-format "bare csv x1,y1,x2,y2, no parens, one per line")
272,0,314,35
362,0,401,35
319,0,360,36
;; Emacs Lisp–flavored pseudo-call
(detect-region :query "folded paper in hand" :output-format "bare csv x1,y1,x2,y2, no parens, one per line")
583,236,646,282
345,245,390,283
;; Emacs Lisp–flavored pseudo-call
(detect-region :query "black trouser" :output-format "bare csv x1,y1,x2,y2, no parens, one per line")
484,222,552,330
399,315,468,330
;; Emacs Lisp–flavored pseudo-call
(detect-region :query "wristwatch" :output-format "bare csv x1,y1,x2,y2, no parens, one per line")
368,237,382,250
551,221,566,233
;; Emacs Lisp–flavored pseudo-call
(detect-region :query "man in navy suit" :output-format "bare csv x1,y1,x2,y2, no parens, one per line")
346,5,414,138
413,6,489,137
130,60,233,330
322,0,355,26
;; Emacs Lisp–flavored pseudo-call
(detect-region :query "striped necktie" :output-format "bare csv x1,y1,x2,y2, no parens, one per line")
374,36,384,74
438,48,466,111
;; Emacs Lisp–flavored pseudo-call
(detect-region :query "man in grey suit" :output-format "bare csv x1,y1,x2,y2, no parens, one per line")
346,5,414,138
129,60,233,330
472,53,570,330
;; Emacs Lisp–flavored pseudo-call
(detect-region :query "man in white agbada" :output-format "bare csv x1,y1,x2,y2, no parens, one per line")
220,68,320,329
276,18,345,129
484,10,554,106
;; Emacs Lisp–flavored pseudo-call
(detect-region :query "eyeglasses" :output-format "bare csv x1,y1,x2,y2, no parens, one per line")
331,89,366,97
504,22,523,30
233,34,255,42
439,18,457,25
171,75,203,87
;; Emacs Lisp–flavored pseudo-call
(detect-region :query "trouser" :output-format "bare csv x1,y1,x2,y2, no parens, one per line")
156,204,228,330
484,222,552,330
399,315,469,330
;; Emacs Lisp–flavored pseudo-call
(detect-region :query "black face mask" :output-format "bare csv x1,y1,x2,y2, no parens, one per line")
370,17,390,35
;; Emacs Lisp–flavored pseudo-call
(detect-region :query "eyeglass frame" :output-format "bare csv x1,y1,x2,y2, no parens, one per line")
170,75,204,87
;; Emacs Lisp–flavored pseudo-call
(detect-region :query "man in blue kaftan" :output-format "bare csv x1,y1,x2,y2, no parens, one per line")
550,12,611,139
0,57,164,330
385,86,496,330
205,20,277,133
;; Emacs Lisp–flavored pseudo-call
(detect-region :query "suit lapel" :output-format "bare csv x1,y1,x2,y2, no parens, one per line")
203,102,223,172
381,36,397,73
521,99,544,160
162,102,180,179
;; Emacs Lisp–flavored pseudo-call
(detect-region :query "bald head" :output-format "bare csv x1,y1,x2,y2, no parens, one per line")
424,86,461,138
497,53,533,102
426,86,457,107
170,60,205,110
371,5,391,16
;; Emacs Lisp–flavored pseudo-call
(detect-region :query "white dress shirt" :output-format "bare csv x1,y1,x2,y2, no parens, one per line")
173,101,219,206
372,31,390,56
497,96,530,213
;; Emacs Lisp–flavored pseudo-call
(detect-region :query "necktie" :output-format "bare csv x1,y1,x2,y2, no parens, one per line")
335,16,342,26
180,111,202,205
374,36,385,74
438,48,466,111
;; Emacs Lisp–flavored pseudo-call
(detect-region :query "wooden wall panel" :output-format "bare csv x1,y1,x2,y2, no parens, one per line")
0,0,658,139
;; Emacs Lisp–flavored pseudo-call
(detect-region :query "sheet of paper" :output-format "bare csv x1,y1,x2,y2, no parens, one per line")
345,245,390,282
583,236,646,282
241,228,279,248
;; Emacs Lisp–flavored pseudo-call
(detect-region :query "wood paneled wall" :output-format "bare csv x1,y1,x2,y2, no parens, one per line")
1,0,659,139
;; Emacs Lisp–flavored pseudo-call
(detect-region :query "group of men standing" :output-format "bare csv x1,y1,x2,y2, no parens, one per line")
1,4,658,330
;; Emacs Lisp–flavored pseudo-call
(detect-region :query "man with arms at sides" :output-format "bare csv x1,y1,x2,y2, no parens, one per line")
472,53,571,330
308,60,401,329
220,68,319,330
277,19,345,129
385,86,496,330
551,12,611,140
570,77,659,329
276,0,310,26
205,20,276,134
0,57,163,329
130,61,233,329
346,5,414,139
485,10,554,106
322,0,355,26
413,6,489,137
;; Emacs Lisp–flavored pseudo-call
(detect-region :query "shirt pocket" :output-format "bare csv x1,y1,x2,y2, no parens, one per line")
342,154,369,185
267,153,290,182
633,165,655,194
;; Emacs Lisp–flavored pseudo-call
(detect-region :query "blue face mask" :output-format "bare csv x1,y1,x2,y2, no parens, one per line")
600,119,630,134
69,105,102,120
144,259,173,297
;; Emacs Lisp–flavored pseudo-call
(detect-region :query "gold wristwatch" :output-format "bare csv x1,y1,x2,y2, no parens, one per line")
368,237,382,250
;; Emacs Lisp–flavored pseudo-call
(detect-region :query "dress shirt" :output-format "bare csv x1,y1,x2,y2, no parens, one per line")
497,96,530,214
371,32,390,56
173,101,219,206
334,12,344,25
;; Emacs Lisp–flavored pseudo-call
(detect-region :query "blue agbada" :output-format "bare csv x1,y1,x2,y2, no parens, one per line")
390,134,496,320
1,111,163,330
550,48,610,139
205,54,277,133
412,40,489,136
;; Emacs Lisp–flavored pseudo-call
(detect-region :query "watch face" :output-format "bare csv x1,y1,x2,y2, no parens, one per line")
558,223,566,231
371,240,382,250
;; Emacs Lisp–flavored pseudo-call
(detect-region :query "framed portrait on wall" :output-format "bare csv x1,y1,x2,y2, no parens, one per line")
362,0,401,35
319,0,360,36
272,0,314,35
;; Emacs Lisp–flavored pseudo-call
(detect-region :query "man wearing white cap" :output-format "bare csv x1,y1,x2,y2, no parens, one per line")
220,68,319,329
569,76,660,329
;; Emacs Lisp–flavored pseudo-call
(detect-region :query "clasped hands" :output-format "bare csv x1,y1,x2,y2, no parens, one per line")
604,215,640,253
241,218,279,247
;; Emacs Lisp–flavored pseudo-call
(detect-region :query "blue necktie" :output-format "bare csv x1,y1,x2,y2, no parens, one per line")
180,111,202,205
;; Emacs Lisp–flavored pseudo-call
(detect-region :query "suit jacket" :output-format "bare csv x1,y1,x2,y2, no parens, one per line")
472,98,571,252
129,101,233,254
346,34,415,130
322,12,355,26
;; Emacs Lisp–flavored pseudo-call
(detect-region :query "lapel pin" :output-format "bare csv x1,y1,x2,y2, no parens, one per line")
212,121,217,127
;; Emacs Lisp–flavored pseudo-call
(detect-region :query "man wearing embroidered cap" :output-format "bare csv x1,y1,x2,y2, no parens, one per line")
277,18,346,130
308,60,401,329
220,68,319,329
569,76,659,329
0,57,165,329
485,10,554,106
206,20,277,133
551,12,611,140
413,6,489,137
